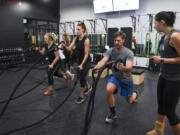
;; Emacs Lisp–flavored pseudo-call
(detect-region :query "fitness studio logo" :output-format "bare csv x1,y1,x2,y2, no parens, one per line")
0,0,21,4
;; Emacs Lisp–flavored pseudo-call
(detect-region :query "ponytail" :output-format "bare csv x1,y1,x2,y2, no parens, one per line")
155,11,176,26
77,22,88,34
45,33,57,43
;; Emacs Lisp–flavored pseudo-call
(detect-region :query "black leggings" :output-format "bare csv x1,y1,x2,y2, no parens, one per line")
62,58,70,72
78,63,90,88
157,75,180,126
47,64,63,85
64,55,71,71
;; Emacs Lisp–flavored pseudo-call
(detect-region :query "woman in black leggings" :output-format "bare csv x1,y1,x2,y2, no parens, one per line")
63,22,92,104
36,33,70,96
146,11,180,135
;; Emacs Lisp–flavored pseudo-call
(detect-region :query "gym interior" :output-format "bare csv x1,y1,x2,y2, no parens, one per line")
0,0,180,135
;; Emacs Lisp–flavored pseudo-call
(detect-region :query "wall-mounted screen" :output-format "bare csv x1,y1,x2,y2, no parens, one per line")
114,0,139,11
93,0,139,13
93,0,113,13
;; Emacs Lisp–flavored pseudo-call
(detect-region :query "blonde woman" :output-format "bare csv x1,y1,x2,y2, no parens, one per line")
36,33,70,96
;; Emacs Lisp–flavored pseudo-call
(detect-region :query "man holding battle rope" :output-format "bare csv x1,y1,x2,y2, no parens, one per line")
94,31,138,124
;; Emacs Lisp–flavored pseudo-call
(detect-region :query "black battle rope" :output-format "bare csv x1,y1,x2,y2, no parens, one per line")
82,59,123,135
0,68,80,135
0,46,58,119
0,43,59,119
0,80,46,104
1,79,78,135
0,55,45,119
82,68,104,135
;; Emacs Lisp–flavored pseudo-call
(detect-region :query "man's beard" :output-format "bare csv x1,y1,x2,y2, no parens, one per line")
116,44,122,49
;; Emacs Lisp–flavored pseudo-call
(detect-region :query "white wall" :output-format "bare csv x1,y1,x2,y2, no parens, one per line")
60,0,180,53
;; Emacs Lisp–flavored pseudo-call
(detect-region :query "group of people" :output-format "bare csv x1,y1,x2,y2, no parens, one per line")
35,11,180,135
35,22,92,104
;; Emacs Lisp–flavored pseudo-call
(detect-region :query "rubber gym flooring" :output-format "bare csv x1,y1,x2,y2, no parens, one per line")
0,66,179,135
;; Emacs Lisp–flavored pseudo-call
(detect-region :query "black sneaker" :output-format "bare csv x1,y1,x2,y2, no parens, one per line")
84,86,92,95
75,97,85,104
105,113,117,124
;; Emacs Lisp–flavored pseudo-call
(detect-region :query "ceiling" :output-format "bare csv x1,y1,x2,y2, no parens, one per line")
60,0,92,8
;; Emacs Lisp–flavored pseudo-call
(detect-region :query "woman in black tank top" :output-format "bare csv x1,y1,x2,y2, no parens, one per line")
63,22,92,104
146,11,180,135
36,33,70,96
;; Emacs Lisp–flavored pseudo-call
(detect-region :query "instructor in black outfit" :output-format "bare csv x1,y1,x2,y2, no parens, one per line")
63,22,92,104
146,11,180,135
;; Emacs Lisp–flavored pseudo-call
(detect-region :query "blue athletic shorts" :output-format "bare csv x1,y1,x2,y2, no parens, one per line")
108,75,134,98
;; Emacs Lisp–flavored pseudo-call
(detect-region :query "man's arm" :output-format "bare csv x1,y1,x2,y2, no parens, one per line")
117,52,133,72
94,57,109,70
117,61,133,72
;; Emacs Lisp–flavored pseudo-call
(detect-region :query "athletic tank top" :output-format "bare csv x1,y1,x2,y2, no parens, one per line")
158,29,180,81
75,36,91,65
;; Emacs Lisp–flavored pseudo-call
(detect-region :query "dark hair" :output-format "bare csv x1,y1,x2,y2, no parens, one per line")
60,40,66,44
155,11,176,26
77,22,87,33
114,31,126,40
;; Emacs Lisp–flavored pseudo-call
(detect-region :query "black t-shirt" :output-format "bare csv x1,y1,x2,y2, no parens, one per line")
44,43,59,64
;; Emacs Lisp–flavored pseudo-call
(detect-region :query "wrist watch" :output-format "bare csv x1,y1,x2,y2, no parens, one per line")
160,58,164,64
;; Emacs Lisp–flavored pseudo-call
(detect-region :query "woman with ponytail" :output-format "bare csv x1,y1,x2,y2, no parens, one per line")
146,11,180,135
62,22,92,104
36,33,70,95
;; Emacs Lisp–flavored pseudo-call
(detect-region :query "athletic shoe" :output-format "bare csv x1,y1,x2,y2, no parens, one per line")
84,86,92,95
75,97,85,104
44,89,52,96
63,74,70,84
71,74,75,80
65,78,70,84
133,91,139,103
105,113,117,124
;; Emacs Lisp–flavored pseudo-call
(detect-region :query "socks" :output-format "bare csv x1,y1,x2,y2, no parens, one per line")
110,107,115,115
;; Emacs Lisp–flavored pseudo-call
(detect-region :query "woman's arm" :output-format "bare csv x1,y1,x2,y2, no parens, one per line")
79,38,90,68
163,57,180,64
164,32,180,64
64,37,77,52
50,50,60,67
153,32,180,64
39,48,45,55
35,47,45,55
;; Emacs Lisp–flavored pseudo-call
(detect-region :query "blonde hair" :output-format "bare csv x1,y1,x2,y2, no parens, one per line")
45,33,57,43
63,33,71,43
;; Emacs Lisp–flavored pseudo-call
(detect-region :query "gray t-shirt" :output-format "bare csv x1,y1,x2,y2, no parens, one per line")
104,47,134,82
